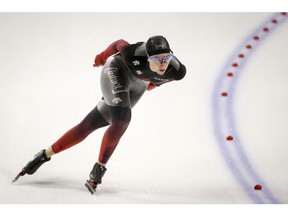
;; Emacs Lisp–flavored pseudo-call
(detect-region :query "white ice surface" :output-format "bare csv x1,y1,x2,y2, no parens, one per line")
0,13,288,209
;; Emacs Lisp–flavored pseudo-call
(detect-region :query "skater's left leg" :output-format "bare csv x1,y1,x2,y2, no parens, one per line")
97,80,149,165
86,82,148,191
85,105,131,194
98,105,132,164
85,56,148,193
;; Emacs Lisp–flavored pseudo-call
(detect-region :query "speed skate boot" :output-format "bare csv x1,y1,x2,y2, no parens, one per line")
85,162,107,194
12,149,51,183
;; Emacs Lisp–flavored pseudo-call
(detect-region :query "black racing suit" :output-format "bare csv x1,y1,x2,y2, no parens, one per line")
51,40,186,164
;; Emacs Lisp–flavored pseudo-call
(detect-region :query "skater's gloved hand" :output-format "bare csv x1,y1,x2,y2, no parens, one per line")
93,53,106,67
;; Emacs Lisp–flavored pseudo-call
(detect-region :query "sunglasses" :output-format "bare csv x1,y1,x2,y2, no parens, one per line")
148,54,173,64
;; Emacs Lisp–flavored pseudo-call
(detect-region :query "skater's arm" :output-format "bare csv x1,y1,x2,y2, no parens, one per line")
93,39,129,67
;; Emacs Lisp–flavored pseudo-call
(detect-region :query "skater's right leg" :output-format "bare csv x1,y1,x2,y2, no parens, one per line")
15,105,110,181
12,149,52,182
42,99,111,159
45,146,55,158
24,149,51,175
50,105,109,154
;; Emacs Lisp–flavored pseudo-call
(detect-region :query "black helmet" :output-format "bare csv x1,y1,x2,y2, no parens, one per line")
146,35,172,56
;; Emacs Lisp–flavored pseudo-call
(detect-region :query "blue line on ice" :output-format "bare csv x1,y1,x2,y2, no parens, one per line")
212,12,287,204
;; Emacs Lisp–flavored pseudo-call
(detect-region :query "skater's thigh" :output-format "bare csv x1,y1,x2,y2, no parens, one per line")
96,98,111,124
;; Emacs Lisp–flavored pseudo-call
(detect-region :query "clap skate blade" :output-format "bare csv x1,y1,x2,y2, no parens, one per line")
85,179,97,195
12,169,26,183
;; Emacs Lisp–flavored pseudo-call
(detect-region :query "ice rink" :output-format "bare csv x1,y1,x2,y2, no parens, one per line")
0,12,288,208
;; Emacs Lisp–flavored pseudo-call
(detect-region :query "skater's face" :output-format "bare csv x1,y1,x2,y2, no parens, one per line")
148,53,173,76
